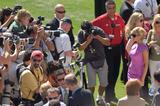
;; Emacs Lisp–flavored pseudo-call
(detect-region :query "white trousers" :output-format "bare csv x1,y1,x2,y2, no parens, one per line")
149,60,160,91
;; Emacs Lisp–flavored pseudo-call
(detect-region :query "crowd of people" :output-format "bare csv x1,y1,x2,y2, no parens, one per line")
0,0,160,106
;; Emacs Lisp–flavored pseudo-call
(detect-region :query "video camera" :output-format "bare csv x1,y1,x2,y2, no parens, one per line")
12,5,22,15
81,20,100,36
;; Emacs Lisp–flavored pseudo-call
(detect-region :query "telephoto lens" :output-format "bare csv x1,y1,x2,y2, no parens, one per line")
2,79,14,105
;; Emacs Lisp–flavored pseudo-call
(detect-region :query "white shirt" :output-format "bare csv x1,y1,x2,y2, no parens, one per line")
53,29,72,67
43,101,66,106
134,0,158,19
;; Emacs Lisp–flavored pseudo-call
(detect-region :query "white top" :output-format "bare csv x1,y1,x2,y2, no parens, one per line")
134,0,158,19
43,101,66,106
53,30,72,67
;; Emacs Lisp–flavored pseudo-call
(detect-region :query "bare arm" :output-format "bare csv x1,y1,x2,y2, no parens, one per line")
1,15,14,28
79,35,93,51
94,35,110,46
0,56,9,64
140,50,149,86
10,44,20,61
43,33,55,51
126,38,135,53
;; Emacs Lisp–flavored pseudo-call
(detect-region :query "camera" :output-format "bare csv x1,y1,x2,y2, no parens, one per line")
111,23,116,28
12,5,22,15
81,20,100,36
36,16,45,25
2,79,14,105
33,93,42,103
12,35,20,44
44,26,61,38
0,27,7,33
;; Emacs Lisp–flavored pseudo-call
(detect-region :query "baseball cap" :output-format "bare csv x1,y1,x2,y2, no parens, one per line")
31,50,44,60
61,17,72,24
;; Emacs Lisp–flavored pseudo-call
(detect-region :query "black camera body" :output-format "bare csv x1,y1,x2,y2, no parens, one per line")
89,28,100,36
12,5,22,15
111,23,116,28
36,16,45,25
81,20,100,36
0,27,7,33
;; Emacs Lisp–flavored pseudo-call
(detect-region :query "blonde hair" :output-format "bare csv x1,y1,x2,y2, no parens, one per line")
125,12,144,37
130,27,146,37
40,83,52,98
152,14,160,32
15,9,31,22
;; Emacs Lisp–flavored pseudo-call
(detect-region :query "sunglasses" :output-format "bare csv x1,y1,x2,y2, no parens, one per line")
56,10,66,14
140,19,144,22
49,96,59,100
155,21,160,24
32,58,42,62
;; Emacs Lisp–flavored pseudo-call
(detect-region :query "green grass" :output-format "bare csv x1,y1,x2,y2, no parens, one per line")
0,0,125,105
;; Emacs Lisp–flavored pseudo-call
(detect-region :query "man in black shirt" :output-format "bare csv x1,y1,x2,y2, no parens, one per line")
46,4,75,47
120,0,135,24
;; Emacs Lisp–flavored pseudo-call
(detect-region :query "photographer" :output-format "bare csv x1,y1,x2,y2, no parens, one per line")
0,7,14,29
9,9,31,38
78,20,110,106
1,37,21,105
50,17,76,70
92,0,125,103
19,50,45,105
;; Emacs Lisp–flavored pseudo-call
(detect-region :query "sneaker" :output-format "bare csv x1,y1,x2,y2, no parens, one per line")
96,97,106,106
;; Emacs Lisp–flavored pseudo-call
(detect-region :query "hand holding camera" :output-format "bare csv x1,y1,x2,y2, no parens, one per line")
86,35,94,44
37,27,45,39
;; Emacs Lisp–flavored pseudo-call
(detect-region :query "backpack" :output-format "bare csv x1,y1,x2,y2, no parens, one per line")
16,63,28,83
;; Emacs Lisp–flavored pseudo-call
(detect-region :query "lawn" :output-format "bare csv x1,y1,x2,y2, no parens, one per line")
0,0,125,105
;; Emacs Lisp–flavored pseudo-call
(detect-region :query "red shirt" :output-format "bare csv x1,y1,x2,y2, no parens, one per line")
92,13,125,45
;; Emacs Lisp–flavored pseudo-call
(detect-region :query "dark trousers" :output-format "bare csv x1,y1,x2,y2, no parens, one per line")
120,42,128,84
105,45,121,102
157,0,160,4
21,98,35,106
140,71,150,103
94,0,107,17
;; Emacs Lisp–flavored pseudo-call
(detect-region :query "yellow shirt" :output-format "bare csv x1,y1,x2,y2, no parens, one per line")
20,67,43,100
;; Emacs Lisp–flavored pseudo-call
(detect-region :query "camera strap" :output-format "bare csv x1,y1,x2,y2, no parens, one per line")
51,30,65,61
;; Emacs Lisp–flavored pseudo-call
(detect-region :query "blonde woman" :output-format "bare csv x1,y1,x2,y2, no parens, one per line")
126,27,148,86
147,14,160,96
125,12,145,38
121,12,146,84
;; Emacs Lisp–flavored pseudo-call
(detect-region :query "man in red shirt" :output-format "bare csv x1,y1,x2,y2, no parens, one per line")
92,0,125,103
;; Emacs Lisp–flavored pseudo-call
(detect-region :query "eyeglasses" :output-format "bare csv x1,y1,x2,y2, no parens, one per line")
155,21,160,24
56,10,66,14
106,5,115,10
32,58,42,62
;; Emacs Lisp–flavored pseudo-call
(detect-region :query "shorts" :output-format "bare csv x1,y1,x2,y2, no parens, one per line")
86,60,108,88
